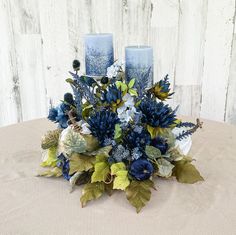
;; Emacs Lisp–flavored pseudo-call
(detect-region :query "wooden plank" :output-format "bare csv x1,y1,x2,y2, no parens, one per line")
173,0,208,116
14,35,47,121
8,0,40,34
66,0,93,71
0,0,22,126
38,0,73,107
149,0,179,94
225,10,236,124
200,0,235,122
8,0,47,122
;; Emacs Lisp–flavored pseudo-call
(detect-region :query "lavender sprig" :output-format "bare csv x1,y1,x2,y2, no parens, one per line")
176,119,203,140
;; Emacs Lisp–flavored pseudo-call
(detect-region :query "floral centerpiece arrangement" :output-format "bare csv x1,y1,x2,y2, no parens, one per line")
38,59,203,213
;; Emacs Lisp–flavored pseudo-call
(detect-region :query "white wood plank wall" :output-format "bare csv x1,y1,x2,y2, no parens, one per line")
0,0,236,127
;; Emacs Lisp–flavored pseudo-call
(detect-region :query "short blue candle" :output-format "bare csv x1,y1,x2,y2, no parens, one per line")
125,46,153,88
85,33,114,76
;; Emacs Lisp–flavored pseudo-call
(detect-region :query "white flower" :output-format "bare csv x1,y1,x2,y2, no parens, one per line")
106,60,124,78
117,93,137,123
107,66,117,78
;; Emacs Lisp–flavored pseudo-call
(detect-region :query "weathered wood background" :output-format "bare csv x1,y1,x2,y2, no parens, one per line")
0,0,236,127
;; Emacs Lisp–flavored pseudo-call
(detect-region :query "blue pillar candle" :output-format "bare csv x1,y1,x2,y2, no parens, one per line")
85,33,114,76
125,46,153,88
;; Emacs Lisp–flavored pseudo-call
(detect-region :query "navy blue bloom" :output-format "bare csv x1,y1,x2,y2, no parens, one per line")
101,84,122,104
129,158,154,181
47,93,76,129
151,137,168,155
48,107,58,122
139,99,176,128
57,154,71,180
87,110,120,146
48,104,69,129
149,74,174,101
124,127,151,150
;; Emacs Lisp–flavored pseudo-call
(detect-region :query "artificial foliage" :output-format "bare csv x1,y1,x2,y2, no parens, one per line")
38,60,204,213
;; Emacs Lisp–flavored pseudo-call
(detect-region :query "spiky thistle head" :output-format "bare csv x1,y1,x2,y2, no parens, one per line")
101,84,122,105
149,75,174,101
139,99,176,128
87,110,120,146
124,126,151,150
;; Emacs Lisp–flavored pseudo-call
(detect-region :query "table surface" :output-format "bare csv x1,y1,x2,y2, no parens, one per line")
0,118,236,235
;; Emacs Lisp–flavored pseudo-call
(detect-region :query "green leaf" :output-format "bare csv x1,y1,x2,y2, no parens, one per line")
128,78,135,88
37,167,62,177
91,161,110,183
82,104,93,119
114,124,122,141
115,81,122,88
41,146,58,167
126,180,154,213
69,153,95,175
111,162,130,190
147,125,159,139
66,78,74,84
173,160,204,184
128,88,138,96
89,145,112,157
80,182,105,207
145,145,162,160
113,170,130,190
121,83,128,92
111,162,126,175
168,147,184,161
83,134,99,152
156,158,174,178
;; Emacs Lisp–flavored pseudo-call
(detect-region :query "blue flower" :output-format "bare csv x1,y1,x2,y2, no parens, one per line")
57,154,71,180
111,145,130,162
48,107,58,122
129,158,154,181
47,93,76,129
124,126,151,150
87,110,120,146
139,99,176,128
101,84,122,104
151,137,168,154
149,75,174,101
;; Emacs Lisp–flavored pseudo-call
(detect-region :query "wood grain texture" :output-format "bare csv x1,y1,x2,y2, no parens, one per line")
200,0,236,122
0,0,236,127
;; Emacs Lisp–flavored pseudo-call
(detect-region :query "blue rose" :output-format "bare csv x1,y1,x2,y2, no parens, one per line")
129,158,154,181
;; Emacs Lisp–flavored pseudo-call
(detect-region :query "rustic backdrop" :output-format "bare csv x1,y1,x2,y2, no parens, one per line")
1,0,236,127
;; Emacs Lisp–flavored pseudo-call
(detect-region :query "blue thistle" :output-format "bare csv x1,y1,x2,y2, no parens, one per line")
124,126,151,150
101,84,122,104
139,99,176,128
149,74,174,101
151,137,168,155
87,110,120,146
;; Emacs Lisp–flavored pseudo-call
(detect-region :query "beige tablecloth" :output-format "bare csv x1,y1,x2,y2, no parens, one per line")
0,118,236,235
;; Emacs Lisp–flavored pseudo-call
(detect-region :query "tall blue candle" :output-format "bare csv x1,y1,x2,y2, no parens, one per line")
125,46,153,88
85,33,114,76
